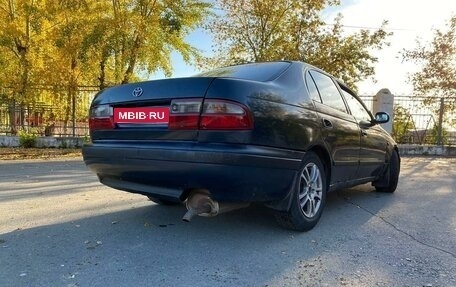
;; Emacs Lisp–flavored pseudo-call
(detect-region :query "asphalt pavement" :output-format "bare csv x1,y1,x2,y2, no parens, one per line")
0,156,455,287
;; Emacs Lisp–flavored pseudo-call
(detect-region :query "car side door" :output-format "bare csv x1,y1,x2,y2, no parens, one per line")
306,70,361,185
338,85,388,179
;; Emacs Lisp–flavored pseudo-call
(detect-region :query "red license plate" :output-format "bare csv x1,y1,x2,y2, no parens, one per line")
114,107,170,124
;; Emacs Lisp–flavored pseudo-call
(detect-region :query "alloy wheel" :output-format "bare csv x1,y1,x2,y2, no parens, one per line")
298,163,323,218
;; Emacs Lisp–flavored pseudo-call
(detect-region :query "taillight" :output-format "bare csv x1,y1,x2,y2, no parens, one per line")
89,104,114,130
169,99,202,130
168,99,253,130
200,100,253,130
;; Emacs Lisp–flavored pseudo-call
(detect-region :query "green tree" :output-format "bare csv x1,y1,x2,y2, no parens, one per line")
403,15,456,127
403,16,456,100
207,0,391,87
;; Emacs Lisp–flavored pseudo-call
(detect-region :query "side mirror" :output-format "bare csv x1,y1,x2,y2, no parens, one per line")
374,112,390,124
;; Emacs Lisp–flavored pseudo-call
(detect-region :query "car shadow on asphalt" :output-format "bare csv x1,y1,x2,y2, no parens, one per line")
0,184,395,286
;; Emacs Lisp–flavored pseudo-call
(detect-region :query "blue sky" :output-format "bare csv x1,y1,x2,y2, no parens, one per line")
151,0,456,95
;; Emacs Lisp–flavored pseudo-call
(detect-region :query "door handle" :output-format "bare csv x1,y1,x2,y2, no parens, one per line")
322,119,333,129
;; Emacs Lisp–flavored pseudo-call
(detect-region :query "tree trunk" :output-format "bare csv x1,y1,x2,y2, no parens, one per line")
64,58,78,136
98,56,107,90
8,100,17,135
122,35,141,84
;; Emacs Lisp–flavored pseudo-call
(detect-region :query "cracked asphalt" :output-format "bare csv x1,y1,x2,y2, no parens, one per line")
0,156,455,287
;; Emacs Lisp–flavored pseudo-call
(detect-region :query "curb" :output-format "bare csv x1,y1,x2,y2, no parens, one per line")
398,144,456,156
0,136,83,148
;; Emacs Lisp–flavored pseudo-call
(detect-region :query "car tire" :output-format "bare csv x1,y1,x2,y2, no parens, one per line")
375,150,400,193
275,151,327,232
147,196,180,206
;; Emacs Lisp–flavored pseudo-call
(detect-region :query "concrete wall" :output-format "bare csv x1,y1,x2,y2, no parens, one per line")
398,144,456,157
0,136,84,148
1,136,455,156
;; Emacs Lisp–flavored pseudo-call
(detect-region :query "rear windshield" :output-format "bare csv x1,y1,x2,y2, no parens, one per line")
196,61,291,82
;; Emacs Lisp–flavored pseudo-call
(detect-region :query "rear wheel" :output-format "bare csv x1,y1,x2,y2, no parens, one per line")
147,196,180,206
375,150,400,193
275,152,327,231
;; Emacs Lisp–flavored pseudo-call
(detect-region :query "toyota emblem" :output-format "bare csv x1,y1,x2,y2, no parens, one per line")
132,87,143,97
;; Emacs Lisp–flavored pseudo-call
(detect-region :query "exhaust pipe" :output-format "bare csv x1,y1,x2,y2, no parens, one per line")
182,189,249,222
182,208,198,222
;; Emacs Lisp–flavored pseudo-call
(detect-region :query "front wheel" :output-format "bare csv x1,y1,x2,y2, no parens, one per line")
275,152,327,232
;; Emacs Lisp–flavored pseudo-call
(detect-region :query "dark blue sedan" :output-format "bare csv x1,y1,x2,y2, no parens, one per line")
83,61,400,231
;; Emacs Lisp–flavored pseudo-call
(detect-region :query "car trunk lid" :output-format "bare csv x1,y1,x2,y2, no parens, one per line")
89,77,215,141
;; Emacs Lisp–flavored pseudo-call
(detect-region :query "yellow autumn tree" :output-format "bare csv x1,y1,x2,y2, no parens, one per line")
0,0,211,135
0,0,49,133
80,0,211,89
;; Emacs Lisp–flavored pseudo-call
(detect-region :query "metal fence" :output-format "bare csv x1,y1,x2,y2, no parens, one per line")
360,95,456,146
1,88,455,146
0,86,98,137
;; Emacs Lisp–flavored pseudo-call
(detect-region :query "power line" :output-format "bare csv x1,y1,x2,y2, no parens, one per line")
324,23,414,31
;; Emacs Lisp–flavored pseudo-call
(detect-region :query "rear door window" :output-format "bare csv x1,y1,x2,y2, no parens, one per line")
305,72,322,102
309,71,347,113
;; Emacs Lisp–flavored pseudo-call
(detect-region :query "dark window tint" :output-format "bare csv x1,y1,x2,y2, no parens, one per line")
341,89,372,122
310,71,347,113
305,72,321,102
195,62,291,82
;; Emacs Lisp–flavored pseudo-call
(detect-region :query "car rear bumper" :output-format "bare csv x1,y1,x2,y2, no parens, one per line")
83,141,304,202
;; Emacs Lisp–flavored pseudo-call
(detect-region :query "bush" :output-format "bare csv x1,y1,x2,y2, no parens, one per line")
424,125,448,145
18,129,38,148
83,135,91,144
